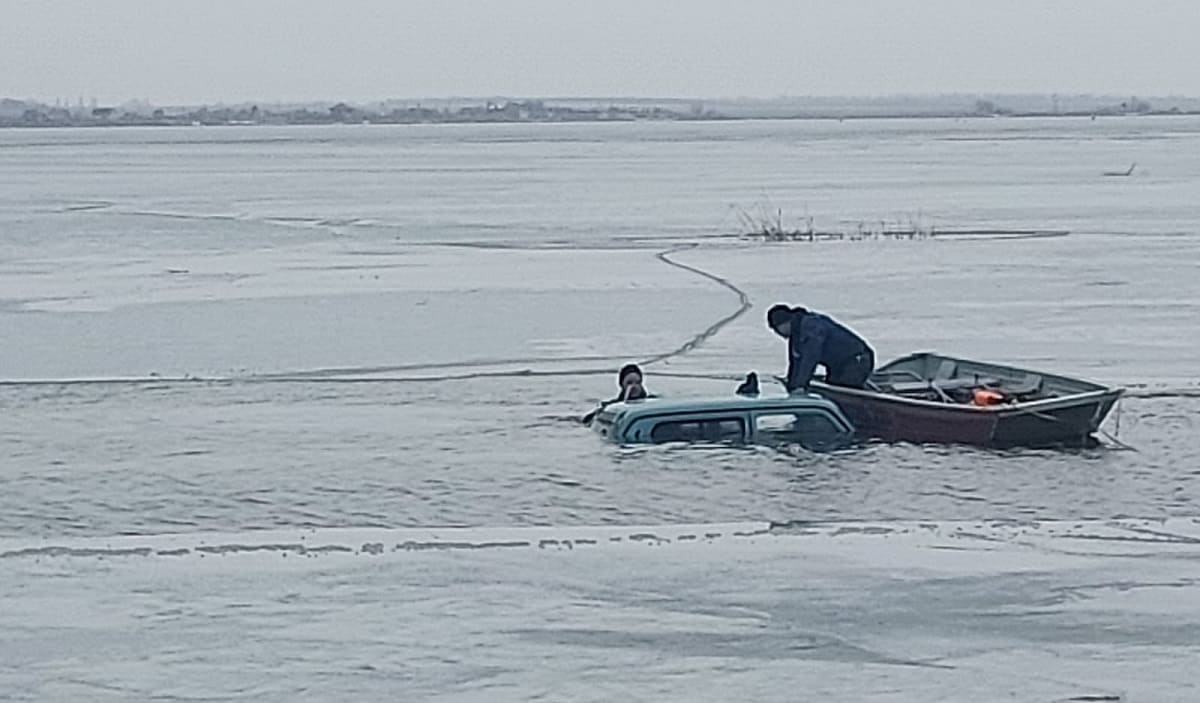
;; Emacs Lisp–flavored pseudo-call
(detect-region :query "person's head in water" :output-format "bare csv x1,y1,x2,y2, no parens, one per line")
767,304,806,338
617,363,647,401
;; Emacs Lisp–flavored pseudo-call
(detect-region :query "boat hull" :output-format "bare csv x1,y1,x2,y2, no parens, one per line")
809,353,1124,448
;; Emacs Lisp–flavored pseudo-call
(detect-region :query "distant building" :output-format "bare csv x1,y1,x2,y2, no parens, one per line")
329,102,363,122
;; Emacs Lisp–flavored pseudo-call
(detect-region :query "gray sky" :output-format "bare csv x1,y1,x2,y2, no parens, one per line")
4,0,1199,104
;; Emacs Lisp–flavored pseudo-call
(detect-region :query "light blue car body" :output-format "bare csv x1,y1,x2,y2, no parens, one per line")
591,392,855,451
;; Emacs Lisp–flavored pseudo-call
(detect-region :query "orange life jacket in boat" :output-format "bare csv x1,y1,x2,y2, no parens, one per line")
973,388,1006,406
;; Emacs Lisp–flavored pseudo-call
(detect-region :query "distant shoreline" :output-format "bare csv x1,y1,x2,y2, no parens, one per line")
4,109,1200,130
5,94,1200,129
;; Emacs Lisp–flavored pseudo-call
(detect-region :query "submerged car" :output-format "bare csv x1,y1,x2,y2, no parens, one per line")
591,393,855,451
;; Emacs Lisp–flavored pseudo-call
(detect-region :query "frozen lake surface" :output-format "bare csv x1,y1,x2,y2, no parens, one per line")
4,518,1200,702
2,117,1199,699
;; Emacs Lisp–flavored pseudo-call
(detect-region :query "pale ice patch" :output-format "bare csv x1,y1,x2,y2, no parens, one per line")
3,518,1198,701
0,244,733,379
0,243,715,314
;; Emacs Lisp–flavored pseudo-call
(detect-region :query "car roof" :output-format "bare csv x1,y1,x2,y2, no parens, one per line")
602,393,844,420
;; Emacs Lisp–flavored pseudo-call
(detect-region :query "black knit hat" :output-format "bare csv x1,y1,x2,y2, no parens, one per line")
618,363,643,387
766,304,793,329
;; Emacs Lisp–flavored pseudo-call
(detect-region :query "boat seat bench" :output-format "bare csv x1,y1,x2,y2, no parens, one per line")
876,377,997,394
871,374,1044,397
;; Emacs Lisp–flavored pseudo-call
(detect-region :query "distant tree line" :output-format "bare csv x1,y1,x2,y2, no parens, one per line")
0,99,714,128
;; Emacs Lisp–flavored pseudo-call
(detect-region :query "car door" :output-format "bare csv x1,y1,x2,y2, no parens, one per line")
631,414,748,444
752,408,851,451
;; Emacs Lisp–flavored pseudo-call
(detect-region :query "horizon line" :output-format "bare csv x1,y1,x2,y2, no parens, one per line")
7,91,1200,107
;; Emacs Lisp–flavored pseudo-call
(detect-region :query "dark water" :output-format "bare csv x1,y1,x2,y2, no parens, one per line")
3,373,1198,538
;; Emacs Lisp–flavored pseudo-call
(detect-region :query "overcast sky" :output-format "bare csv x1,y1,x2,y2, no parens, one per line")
4,0,1199,104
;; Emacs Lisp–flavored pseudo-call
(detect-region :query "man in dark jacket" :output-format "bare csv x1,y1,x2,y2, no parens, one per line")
767,304,874,393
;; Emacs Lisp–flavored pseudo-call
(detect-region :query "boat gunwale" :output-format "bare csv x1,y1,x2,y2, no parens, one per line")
811,382,1124,414
875,351,1116,393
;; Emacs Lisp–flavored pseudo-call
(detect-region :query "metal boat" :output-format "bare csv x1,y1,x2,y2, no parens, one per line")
810,352,1124,448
